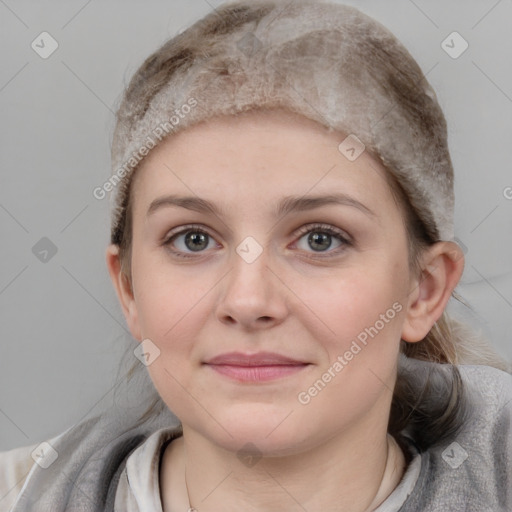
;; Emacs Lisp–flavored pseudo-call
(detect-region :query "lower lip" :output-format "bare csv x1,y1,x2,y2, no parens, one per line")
206,364,309,382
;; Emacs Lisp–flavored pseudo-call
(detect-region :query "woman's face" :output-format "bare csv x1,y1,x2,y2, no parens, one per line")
118,109,419,455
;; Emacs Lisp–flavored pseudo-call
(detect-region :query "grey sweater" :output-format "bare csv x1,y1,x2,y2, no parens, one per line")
2,363,511,511
395,364,512,511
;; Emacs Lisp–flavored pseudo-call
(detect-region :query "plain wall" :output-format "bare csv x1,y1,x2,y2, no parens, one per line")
1,0,511,451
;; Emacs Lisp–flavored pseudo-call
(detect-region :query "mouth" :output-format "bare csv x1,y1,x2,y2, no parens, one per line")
203,352,311,383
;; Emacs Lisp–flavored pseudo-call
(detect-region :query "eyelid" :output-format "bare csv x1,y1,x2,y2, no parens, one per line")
293,223,352,244
163,223,212,244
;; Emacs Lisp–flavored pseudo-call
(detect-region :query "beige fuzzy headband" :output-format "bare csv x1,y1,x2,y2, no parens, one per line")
109,0,454,245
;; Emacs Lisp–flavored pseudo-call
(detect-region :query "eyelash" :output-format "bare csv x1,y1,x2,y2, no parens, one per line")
162,223,352,259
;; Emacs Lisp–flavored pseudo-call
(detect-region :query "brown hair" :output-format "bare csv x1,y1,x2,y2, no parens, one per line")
110,0,510,452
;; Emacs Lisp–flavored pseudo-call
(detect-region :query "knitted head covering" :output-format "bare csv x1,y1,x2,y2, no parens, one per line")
109,0,455,245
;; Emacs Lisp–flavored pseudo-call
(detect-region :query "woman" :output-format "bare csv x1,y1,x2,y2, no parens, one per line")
2,1,511,511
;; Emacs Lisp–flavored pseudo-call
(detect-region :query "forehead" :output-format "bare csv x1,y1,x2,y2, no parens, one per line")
130,109,398,220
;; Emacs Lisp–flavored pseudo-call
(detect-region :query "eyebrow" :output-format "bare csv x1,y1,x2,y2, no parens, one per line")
146,193,376,219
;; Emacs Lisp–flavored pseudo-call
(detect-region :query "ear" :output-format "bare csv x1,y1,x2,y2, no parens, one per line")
401,241,465,343
105,244,142,341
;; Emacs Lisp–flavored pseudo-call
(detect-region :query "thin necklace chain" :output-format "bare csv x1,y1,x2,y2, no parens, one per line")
184,464,196,512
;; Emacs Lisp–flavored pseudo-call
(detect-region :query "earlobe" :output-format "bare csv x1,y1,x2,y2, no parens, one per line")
105,244,142,341
401,241,465,343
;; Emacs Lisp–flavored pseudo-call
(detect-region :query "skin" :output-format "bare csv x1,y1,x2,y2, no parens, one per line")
106,109,464,512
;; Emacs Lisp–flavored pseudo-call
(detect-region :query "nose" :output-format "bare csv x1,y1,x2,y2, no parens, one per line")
215,246,289,331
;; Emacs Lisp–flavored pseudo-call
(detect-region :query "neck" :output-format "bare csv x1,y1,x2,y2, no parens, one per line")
161,425,406,512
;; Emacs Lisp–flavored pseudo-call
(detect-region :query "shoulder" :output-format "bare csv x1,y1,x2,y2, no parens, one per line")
0,443,38,510
459,363,512,401
400,364,512,511
0,424,76,511
459,364,512,446
3,409,181,511
458,364,512,434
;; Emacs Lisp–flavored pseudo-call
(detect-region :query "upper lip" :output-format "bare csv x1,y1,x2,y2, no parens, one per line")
204,351,308,366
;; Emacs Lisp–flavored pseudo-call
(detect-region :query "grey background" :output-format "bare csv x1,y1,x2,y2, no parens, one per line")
1,0,511,452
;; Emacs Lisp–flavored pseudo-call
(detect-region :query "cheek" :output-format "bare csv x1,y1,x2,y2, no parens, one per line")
130,256,216,398
295,264,406,348
294,267,407,417
294,273,405,426
131,247,210,340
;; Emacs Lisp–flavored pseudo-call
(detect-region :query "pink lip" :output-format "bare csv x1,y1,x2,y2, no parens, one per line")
204,352,310,382
205,351,307,366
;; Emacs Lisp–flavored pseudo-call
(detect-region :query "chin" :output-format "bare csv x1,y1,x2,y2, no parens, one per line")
188,404,324,457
